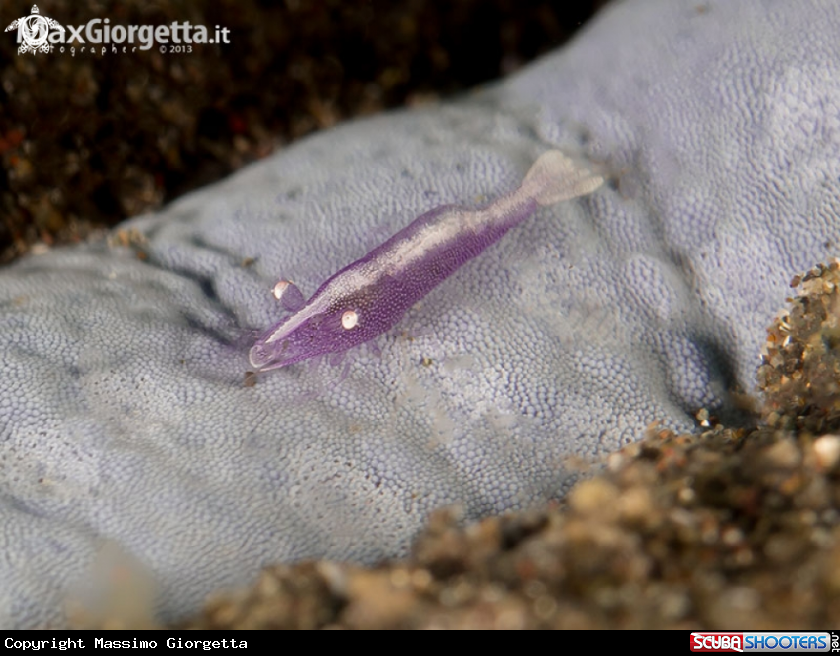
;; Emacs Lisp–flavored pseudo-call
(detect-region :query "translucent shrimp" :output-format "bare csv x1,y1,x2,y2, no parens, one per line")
250,150,604,372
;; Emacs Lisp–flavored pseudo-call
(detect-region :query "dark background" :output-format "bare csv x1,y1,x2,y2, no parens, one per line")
0,0,606,263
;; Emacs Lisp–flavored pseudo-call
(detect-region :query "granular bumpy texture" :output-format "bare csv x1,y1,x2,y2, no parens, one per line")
180,262,840,629
178,424,840,630
2,0,840,628
759,260,840,435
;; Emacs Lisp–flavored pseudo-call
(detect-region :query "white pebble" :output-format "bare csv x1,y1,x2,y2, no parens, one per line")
813,434,840,470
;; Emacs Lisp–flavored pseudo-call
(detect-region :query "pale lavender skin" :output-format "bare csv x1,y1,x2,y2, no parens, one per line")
249,152,603,371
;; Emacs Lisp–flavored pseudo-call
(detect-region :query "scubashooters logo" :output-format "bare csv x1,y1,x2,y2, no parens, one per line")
4,5,64,54
690,632,833,653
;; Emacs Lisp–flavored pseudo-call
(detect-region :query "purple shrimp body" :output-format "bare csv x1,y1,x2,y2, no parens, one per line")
249,150,604,371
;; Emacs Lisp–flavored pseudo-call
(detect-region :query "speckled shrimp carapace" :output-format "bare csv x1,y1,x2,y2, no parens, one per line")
250,150,604,371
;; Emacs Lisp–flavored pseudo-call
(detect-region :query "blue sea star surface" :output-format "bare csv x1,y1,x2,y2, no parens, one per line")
1,0,839,627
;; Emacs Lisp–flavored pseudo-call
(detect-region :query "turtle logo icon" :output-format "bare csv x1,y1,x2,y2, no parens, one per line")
5,5,64,54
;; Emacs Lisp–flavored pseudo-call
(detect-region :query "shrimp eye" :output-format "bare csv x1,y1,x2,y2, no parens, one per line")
272,280,291,300
341,309,359,330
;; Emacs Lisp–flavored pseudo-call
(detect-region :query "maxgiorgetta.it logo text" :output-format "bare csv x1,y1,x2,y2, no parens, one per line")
4,4,230,55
